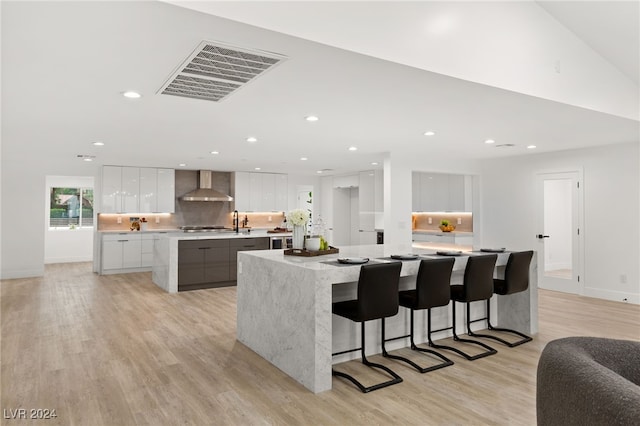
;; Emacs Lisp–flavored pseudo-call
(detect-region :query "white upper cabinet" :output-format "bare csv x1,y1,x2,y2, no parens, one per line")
274,174,288,213
332,174,359,188
102,166,123,213
412,172,469,212
358,171,375,232
234,172,288,212
156,168,175,213
139,167,157,213
102,166,175,213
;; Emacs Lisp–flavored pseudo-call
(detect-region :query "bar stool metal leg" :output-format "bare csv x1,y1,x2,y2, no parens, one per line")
466,300,533,347
442,300,498,361
332,321,403,393
381,312,454,373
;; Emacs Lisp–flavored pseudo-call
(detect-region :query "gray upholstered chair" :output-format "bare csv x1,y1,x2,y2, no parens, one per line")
537,336,640,425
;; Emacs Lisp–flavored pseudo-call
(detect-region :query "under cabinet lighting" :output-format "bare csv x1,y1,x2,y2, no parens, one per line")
179,163,187,167
348,146,357,151
247,137,257,143
300,157,308,161
254,167,261,171
424,131,436,136
484,139,495,144
371,162,378,166
527,145,537,149
305,115,319,122
210,151,219,155
92,141,104,146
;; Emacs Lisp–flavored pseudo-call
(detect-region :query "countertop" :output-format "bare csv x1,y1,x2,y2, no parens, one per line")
101,229,292,238
412,229,474,236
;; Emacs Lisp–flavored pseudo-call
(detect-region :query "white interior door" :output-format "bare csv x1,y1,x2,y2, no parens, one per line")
535,171,583,294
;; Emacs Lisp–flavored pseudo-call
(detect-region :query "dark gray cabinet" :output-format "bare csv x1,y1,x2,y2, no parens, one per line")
178,239,230,289
229,237,270,280
178,237,270,290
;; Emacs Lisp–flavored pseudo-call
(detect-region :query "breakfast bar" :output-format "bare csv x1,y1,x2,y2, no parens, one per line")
237,244,537,393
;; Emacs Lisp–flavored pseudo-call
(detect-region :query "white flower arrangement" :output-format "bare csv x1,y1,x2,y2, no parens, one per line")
286,209,309,227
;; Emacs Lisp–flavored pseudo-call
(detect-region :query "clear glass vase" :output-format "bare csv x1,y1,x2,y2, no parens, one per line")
292,225,305,250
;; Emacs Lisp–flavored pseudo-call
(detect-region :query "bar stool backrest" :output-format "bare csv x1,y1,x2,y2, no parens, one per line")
502,250,534,295
357,262,402,322
463,254,498,302
415,258,455,309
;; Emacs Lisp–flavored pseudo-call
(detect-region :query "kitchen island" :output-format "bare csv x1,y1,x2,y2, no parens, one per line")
152,230,290,293
237,244,537,393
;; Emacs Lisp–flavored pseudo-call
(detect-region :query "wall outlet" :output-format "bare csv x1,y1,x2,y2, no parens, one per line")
155,216,160,224
457,217,462,225
428,217,432,224
117,217,122,224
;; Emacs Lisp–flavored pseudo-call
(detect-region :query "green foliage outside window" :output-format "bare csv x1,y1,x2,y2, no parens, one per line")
49,187,94,228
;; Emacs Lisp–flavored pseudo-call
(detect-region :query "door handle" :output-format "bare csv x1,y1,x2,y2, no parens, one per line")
536,234,550,239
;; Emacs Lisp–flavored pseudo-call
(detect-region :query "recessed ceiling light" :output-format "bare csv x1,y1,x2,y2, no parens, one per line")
305,115,319,122
527,145,537,149
246,137,258,143
300,157,308,161
348,146,357,151
371,162,378,166
122,91,141,99
424,131,436,136
179,163,187,167
92,141,104,146
254,167,261,171
83,158,93,162
316,170,323,174
484,139,496,144
210,151,219,155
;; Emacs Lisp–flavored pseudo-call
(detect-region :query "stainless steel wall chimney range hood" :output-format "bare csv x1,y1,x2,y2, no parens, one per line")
181,170,233,202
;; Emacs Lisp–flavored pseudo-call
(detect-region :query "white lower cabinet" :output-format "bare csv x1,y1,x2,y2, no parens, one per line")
101,232,160,274
141,234,155,268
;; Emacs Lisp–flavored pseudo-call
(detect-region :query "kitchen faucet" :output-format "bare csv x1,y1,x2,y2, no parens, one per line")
233,210,239,233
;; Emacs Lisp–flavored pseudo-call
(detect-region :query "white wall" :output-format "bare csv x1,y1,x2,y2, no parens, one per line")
1,149,99,278
44,176,94,264
479,142,640,303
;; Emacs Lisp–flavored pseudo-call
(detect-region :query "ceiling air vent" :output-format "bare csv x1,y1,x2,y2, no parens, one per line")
158,41,287,102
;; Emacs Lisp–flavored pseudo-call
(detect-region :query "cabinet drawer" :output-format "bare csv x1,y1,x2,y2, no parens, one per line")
229,237,269,249
103,233,141,242
179,239,230,250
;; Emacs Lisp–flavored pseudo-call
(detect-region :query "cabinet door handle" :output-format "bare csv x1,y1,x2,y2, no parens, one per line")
117,240,128,242
198,247,211,250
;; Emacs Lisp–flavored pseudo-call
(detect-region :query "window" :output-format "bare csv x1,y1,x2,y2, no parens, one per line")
49,187,94,228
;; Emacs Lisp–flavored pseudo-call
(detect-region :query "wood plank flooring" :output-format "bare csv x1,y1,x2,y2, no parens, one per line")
2,262,639,425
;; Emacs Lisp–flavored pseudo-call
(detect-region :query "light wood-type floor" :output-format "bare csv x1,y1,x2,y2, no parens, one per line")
2,263,639,425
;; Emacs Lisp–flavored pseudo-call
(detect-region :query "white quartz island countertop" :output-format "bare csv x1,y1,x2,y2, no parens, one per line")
237,244,538,393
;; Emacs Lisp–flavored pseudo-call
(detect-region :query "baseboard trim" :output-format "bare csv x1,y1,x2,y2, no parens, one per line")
583,287,639,305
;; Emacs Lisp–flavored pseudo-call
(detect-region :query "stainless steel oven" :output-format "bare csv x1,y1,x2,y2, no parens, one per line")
270,235,292,249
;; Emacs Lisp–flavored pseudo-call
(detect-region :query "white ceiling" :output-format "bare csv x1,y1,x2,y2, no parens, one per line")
2,1,639,177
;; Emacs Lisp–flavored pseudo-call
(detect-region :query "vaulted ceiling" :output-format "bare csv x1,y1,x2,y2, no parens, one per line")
2,1,638,176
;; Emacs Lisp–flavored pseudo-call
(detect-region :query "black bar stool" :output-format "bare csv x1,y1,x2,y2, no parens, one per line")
467,250,534,347
447,254,499,360
331,262,404,393
381,258,455,373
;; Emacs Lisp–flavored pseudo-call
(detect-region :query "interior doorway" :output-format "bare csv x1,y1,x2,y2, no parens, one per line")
535,170,583,294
